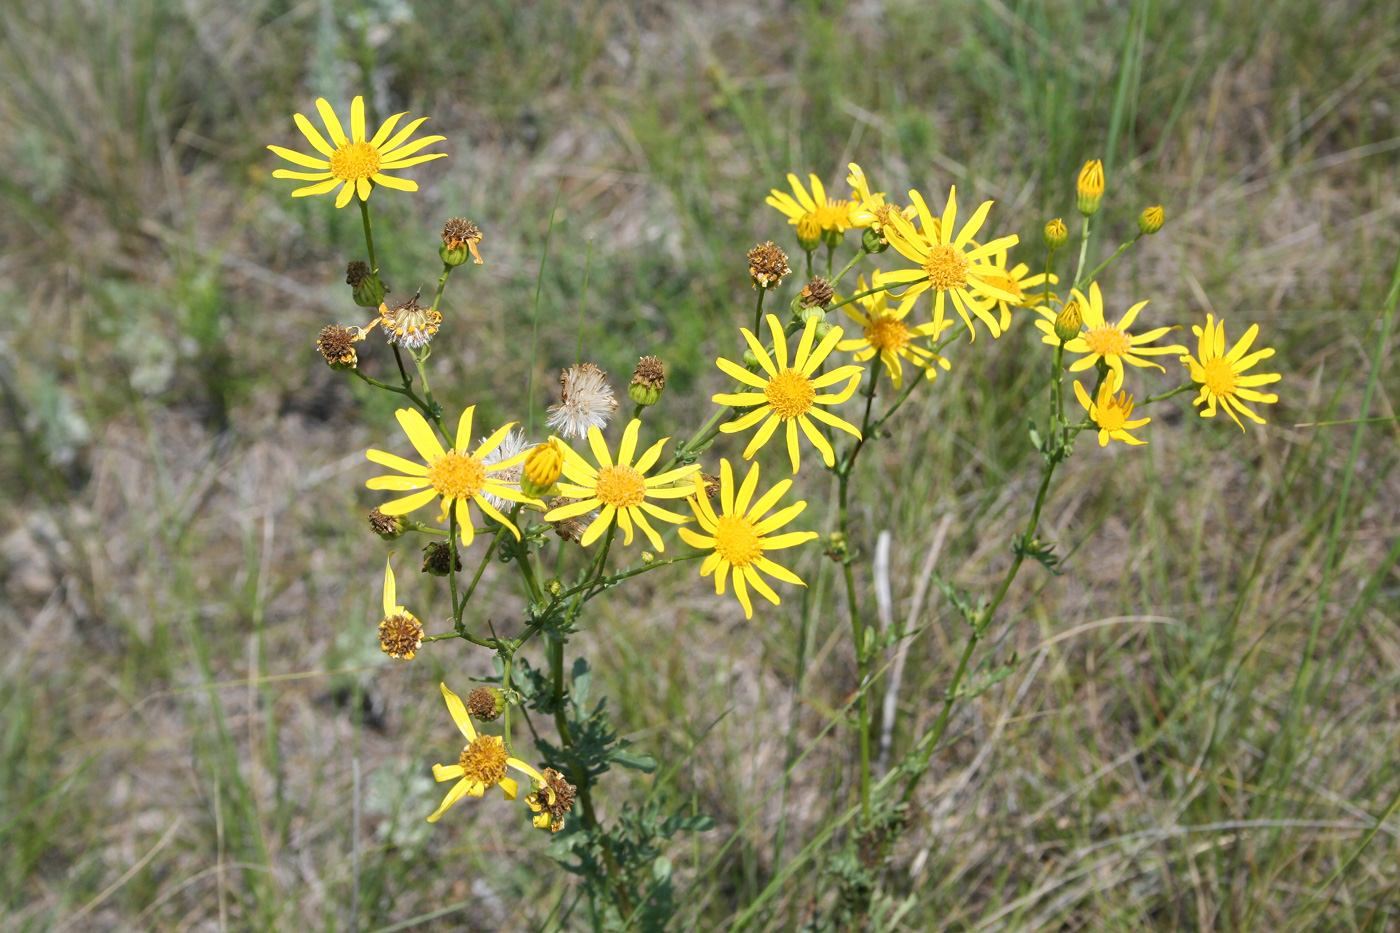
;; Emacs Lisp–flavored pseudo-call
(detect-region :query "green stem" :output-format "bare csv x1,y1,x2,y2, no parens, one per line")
752,287,766,335
358,199,379,279
825,242,834,277
831,246,868,287
825,280,901,315
1079,233,1143,287
1137,383,1195,407
1072,213,1092,288
429,262,453,312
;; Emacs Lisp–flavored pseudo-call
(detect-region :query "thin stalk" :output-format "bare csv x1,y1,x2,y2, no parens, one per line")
358,199,379,278
429,262,453,312
1079,232,1143,286
752,287,766,335
1072,213,1093,288
831,245,868,287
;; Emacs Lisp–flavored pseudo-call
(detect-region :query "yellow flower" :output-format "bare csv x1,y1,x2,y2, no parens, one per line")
520,437,566,497
846,162,914,237
678,459,817,619
1181,314,1281,431
428,684,545,823
268,96,446,208
836,272,952,388
1033,282,1185,385
1077,159,1105,214
377,557,424,659
543,419,700,551
766,173,854,236
365,407,538,546
972,246,1058,333
713,314,864,473
1074,372,1150,446
879,186,1021,340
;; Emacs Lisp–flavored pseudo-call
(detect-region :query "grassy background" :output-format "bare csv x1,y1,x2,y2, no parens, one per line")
1,0,1398,929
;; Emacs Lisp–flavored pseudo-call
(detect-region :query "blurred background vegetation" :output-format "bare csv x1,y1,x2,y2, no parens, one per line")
1,0,1398,929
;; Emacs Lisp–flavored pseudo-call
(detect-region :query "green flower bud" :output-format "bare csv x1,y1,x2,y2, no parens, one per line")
1076,160,1105,216
821,227,844,249
1053,300,1083,344
346,260,387,308
796,214,822,253
861,226,888,254
1138,205,1164,235
1043,218,1069,250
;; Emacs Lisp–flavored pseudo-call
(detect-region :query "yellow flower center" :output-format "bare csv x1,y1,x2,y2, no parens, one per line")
713,514,762,569
922,245,969,290
814,201,850,233
864,317,910,352
1083,326,1131,357
1096,396,1130,432
428,451,487,501
594,464,647,508
329,140,381,181
765,368,816,420
458,734,508,788
1201,357,1238,397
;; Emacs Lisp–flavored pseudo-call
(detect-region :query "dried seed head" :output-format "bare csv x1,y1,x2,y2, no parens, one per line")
467,686,505,721
627,356,666,407
549,497,596,542
440,217,484,266
346,260,371,288
800,277,835,309
379,294,442,350
747,241,792,289
700,473,721,499
346,260,387,308
316,325,359,370
368,507,407,540
527,767,577,833
378,612,424,660
421,541,462,577
546,363,617,439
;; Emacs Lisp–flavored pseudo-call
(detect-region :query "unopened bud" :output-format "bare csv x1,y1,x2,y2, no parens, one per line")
467,686,506,721
796,214,822,252
521,438,565,498
641,551,656,565
861,226,888,254
1137,205,1164,235
1076,160,1105,216
1054,301,1082,343
627,356,666,407
742,348,761,368
1043,218,1069,250
821,227,844,249
544,578,563,597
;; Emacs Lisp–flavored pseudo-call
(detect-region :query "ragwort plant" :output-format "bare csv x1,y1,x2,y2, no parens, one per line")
271,97,1281,929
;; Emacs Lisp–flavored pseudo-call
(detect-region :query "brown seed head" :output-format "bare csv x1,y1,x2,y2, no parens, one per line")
528,767,577,833
346,260,371,288
441,217,484,264
368,507,404,539
467,686,504,721
700,473,721,499
421,541,462,577
549,497,596,542
378,612,423,660
800,276,835,309
747,241,792,289
316,325,359,369
630,356,666,390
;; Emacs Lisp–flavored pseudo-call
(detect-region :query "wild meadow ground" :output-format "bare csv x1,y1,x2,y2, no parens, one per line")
1,1,1398,930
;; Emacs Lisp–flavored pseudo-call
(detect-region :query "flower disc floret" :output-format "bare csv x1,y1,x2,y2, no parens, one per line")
679,459,817,619
268,96,447,208
1034,282,1185,384
879,185,1020,340
1180,314,1281,431
543,419,699,551
713,315,864,474
365,406,539,547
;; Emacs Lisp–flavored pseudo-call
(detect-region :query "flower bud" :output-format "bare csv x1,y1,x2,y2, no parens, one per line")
1043,218,1069,250
1137,205,1164,235
521,438,565,498
627,356,666,407
742,348,761,368
368,508,408,540
467,686,506,721
1054,300,1082,344
422,541,462,577
1076,160,1105,216
821,227,844,249
544,578,564,597
861,227,888,254
440,217,483,266
346,260,387,308
796,214,822,252
641,550,656,565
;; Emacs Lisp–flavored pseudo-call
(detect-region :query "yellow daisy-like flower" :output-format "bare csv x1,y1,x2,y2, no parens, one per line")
836,272,952,388
880,186,1021,340
428,683,546,823
714,314,864,474
766,172,854,240
542,419,700,551
678,459,817,619
268,96,446,209
1181,314,1281,431
973,246,1058,333
1033,282,1185,385
365,407,537,546
845,162,915,238
1074,371,1150,446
